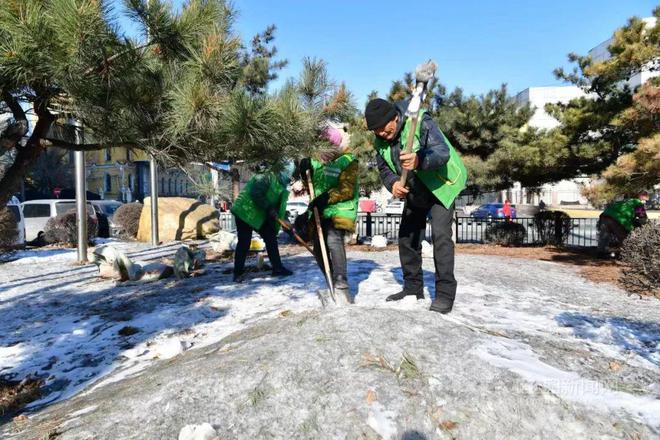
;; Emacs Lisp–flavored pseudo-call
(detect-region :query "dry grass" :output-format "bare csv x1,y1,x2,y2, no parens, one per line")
456,245,625,289
0,377,43,418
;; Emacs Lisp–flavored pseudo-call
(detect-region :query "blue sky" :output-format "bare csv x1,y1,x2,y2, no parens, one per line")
116,0,658,107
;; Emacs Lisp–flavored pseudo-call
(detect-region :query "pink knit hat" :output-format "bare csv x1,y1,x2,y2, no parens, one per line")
323,126,343,147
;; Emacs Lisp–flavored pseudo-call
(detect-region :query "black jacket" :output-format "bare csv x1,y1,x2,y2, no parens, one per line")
376,100,451,208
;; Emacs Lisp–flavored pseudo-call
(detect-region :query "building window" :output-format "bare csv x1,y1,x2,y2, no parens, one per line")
126,149,132,162
160,177,165,193
168,178,173,194
104,173,112,192
105,148,112,162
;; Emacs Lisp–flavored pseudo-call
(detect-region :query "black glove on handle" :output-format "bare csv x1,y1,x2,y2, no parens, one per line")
298,158,313,181
309,192,330,213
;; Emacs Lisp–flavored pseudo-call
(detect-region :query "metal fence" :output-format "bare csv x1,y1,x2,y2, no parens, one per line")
455,216,599,247
220,212,600,247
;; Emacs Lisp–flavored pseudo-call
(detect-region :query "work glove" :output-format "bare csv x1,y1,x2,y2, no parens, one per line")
294,213,310,240
267,207,279,220
308,192,330,213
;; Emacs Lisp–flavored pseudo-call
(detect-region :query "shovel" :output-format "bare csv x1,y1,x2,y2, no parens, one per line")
277,217,336,308
305,169,338,306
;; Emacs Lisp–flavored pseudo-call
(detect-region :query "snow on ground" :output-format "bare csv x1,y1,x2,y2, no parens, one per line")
1,241,659,436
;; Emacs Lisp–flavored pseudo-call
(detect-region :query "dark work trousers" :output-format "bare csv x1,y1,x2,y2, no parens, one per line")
398,202,456,301
312,218,347,282
233,215,283,276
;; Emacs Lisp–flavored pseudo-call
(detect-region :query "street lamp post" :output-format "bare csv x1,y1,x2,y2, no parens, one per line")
150,155,159,246
72,119,88,263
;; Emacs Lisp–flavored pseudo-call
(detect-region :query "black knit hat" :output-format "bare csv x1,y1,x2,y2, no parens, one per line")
365,98,397,130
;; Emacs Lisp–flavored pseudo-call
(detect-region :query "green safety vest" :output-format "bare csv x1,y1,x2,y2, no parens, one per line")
231,173,288,231
311,153,359,222
602,199,644,232
374,109,467,208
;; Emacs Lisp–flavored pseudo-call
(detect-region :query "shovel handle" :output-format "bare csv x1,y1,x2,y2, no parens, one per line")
277,218,314,255
306,169,335,298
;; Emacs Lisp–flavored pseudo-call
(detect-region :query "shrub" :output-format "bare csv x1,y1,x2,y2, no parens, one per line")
484,221,527,246
533,210,573,246
44,209,98,246
0,207,18,251
620,222,660,298
113,203,143,238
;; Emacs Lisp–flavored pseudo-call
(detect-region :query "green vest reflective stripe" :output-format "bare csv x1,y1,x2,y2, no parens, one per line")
311,154,359,222
231,173,289,231
374,109,467,208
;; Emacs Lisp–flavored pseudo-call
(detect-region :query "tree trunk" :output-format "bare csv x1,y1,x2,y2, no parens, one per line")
0,90,29,152
231,167,240,201
0,100,54,206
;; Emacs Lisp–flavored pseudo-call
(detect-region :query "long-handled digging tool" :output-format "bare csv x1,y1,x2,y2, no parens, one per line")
278,218,335,308
397,60,437,190
305,169,337,307
277,218,314,254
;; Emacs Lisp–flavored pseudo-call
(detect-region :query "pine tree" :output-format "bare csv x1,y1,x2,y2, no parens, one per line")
550,7,660,203
0,0,318,205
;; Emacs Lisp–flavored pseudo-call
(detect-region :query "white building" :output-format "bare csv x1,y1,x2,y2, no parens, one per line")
515,86,586,130
513,86,590,206
589,17,659,89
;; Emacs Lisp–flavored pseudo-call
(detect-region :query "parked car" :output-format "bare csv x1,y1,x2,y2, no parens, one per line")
6,196,25,246
470,203,517,219
21,199,98,242
384,199,405,215
91,200,123,238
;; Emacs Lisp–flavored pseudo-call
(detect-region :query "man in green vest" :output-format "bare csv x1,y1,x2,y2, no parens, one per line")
297,126,359,303
230,161,295,282
598,191,649,256
365,98,467,313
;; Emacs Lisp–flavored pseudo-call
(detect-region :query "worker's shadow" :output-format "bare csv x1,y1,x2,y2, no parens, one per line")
347,258,379,302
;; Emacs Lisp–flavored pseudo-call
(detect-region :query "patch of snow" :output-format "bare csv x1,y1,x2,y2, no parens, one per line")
472,338,660,429
366,402,398,440
178,423,218,440
2,248,75,265
69,405,98,417
371,235,387,248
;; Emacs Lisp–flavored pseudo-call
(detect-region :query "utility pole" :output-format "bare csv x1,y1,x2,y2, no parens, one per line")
73,119,88,263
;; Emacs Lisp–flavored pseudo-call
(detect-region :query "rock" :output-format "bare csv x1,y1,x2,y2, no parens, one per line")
421,240,433,258
371,235,387,248
91,245,142,281
173,246,206,279
140,262,174,282
137,197,220,243
208,230,237,253
178,423,218,440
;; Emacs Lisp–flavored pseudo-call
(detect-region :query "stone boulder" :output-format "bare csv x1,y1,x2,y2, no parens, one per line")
137,197,220,243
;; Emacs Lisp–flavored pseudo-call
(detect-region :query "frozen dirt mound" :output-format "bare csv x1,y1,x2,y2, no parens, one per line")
8,306,658,440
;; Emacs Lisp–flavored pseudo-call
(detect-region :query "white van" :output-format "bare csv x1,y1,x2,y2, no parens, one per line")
21,199,98,242
6,196,25,246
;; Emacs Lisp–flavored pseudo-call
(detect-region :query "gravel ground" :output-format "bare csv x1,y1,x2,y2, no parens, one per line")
1,242,658,439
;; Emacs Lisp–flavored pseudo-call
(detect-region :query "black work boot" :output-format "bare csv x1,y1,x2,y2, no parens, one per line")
429,296,454,314
386,291,424,302
272,266,293,277
233,270,245,283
